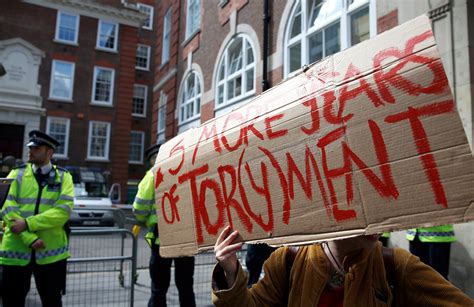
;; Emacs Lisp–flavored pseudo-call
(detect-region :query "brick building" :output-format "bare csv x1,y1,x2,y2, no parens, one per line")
0,0,157,202
152,0,473,295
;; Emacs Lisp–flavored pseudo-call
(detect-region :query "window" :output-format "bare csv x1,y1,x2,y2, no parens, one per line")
96,20,118,51
157,91,167,141
129,131,145,163
46,117,70,158
132,84,148,117
92,66,115,105
215,34,256,109
162,8,171,64
87,121,111,160
158,105,166,134
49,60,75,101
186,0,201,39
55,11,79,44
285,0,371,76
179,71,201,124
219,0,229,7
136,44,151,70
138,3,154,30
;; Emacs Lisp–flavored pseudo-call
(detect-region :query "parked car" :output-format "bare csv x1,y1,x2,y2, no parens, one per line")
67,167,120,227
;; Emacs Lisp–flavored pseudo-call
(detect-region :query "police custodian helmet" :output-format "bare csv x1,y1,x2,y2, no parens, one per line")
26,130,60,150
144,141,165,161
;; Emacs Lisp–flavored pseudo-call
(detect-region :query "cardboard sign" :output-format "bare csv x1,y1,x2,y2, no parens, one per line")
153,15,474,257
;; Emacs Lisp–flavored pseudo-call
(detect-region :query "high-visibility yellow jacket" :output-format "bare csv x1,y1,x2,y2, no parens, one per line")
406,225,456,243
0,163,74,266
133,170,158,246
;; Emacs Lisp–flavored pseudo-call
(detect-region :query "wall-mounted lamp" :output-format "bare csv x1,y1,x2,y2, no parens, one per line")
0,63,6,77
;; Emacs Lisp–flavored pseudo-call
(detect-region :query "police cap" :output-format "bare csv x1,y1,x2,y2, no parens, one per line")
26,130,60,149
144,142,163,160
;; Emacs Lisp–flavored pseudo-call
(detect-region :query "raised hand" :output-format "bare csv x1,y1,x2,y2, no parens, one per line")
214,225,244,286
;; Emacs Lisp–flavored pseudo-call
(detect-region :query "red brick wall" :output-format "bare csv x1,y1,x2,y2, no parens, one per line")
111,25,138,198
218,0,249,25
377,10,398,34
152,0,181,144
200,100,214,123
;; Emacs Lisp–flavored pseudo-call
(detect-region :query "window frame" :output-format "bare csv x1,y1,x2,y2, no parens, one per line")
136,44,151,71
132,84,148,117
284,0,373,77
96,20,119,52
185,0,201,39
54,11,80,45
157,91,167,142
137,3,154,30
215,34,256,111
162,8,172,65
129,130,145,164
49,60,75,102
178,71,202,126
87,121,111,161
46,116,70,159
91,66,115,106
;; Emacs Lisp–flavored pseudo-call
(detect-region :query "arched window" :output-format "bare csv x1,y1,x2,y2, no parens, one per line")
178,70,201,126
215,34,256,112
285,0,371,76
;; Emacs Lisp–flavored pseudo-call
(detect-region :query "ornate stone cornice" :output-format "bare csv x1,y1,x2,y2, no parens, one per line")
22,0,147,27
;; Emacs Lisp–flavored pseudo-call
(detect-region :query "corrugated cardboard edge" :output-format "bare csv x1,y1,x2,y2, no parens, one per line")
160,242,199,258
160,202,474,257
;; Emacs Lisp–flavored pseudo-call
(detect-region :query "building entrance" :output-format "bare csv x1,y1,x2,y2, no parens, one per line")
0,123,24,160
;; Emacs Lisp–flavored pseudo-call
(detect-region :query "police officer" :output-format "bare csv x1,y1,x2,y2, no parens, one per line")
0,130,74,307
406,224,455,279
133,143,196,307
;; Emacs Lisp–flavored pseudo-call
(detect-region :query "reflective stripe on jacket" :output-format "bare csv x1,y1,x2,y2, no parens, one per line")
406,225,456,243
0,164,74,266
133,170,158,246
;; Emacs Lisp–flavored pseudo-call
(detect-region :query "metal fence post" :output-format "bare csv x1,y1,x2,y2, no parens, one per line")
130,229,137,307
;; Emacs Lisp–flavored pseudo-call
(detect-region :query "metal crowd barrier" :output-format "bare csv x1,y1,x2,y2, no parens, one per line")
25,228,137,307
1,209,250,306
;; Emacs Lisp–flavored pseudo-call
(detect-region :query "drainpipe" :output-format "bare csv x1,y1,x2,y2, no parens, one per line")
262,0,270,91
448,0,456,103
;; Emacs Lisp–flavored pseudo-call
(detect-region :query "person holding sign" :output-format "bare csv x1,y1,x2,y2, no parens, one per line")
212,226,472,306
133,143,196,307
1,130,74,307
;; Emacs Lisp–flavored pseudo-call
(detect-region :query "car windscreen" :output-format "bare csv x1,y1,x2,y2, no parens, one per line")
74,182,108,198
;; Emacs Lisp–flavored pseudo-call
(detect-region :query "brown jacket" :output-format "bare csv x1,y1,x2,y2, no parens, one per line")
212,243,473,306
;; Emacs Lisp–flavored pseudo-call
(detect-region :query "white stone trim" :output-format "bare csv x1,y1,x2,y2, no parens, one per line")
153,67,177,92
23,0,147,27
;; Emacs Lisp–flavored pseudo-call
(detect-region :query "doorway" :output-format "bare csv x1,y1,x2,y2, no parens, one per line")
0,123,24,159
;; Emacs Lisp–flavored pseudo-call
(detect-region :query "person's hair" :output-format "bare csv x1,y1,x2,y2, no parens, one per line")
46,146,55,160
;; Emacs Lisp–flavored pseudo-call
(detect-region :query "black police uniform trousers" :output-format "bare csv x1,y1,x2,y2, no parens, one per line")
2,258,67,307
149,244,195,307
409,235,451,279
